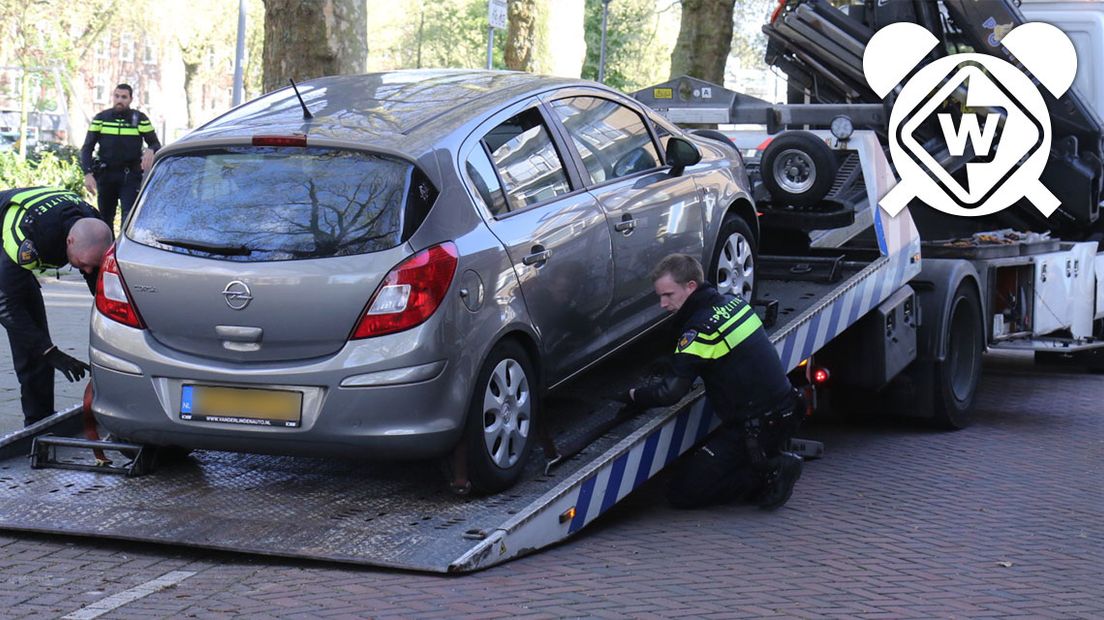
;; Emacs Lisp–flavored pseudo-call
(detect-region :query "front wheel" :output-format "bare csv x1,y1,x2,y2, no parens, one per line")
464,341,538,494
710,214,757,303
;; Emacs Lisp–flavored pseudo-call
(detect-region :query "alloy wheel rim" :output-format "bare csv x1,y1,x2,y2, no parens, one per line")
716,231,755,302
482,358,531,469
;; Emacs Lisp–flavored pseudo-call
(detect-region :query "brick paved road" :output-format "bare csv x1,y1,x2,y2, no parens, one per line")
0,343,1100,618
1,280,1102,618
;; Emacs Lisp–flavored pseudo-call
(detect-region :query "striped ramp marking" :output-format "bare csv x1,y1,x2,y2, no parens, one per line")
776,246,920,371
567,400,718,534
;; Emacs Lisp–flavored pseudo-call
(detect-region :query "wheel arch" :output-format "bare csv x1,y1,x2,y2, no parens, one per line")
481,327,544,392
727,197,760,247
910,258,985,362
705,197,760,266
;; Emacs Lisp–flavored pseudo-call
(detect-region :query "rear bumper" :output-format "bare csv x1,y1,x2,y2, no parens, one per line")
89,313,470,460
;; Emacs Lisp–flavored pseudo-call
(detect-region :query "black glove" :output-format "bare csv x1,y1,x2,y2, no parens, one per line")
44,346,90,382
610,389,634,405
609,390,646,419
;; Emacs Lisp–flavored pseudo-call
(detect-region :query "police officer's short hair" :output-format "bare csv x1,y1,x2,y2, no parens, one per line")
115,83,133,96
652,254,704,286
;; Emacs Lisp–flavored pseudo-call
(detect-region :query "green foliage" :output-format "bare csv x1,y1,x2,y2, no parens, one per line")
730,0,776,70
367,0,506,71
581,0,677,92
0,151,85,196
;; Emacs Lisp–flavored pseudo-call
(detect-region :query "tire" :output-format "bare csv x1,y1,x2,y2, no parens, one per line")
929,283,984,429
691,128,739,152
710,214,757,303
464,340,538,494
760,131,837,207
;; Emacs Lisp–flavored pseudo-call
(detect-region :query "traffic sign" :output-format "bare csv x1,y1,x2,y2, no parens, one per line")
489,0,508,30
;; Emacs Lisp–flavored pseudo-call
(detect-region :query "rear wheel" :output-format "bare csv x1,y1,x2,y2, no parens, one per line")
464,341,537,494
710,214,757,302
928,284,984,429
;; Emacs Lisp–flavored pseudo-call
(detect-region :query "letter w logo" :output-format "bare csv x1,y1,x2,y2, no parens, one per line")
937,112,1001,157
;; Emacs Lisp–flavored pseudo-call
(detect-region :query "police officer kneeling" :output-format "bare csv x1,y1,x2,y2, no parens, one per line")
620,254,804,510
0,187,113,426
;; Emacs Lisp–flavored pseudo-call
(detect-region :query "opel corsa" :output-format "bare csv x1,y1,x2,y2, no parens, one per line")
90,70,759,493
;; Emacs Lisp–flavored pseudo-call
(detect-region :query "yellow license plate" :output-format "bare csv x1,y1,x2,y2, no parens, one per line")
180,385,302,427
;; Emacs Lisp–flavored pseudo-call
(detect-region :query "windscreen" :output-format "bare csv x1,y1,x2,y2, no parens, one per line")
129,147,415,261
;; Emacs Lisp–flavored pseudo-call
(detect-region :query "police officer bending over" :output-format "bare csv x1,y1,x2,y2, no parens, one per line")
81,83,161,230
0,187,113,426
620,254,804,510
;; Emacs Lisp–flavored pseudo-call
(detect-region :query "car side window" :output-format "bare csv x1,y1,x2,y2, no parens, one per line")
466,145,509,217
549,96,661,185
482,108,571,212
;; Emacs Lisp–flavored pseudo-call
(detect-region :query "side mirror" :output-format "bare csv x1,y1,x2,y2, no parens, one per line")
666,137,702,177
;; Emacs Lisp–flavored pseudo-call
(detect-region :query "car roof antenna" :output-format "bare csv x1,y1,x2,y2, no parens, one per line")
289,78,313,120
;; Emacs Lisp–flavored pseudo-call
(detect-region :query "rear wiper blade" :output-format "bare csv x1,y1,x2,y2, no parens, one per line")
156,237,252,256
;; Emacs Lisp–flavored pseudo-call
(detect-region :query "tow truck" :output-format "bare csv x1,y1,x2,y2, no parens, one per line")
0,0,1099,573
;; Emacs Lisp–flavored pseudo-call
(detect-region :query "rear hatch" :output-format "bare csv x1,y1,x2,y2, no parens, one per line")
119,144,436,362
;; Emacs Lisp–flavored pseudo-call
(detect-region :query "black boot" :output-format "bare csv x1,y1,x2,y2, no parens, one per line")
757,452,803,510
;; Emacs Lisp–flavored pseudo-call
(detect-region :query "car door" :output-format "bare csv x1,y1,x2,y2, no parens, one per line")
547,94,705,342
462,104,615,383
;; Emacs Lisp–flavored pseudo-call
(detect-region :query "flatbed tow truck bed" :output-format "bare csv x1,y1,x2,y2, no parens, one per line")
0,251,906,573
0,140,920,571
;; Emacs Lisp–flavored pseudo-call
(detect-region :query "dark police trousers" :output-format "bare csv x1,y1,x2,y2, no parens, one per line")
96,166,141,228
667,391,801,509
0,259,53,425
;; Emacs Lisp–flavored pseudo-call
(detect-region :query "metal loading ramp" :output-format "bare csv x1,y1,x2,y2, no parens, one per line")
0,395,658,574
0,253,896,573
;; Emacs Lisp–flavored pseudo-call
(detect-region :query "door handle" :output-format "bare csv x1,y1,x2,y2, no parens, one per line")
215,325,263,342
522,247,551,266
614,215,636,233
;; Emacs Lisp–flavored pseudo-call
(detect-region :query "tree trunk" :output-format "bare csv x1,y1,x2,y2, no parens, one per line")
183,61,200,129
505,0,539,72
17,67,30,158
504,0,581,76
261,0,367,93
669,0,735,84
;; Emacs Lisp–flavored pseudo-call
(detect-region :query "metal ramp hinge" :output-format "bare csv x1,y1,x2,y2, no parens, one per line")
30,435,155,477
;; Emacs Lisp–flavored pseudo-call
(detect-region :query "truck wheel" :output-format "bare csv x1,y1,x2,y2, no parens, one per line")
464,341,537,494
930,283,983,429
710,214,757,302
760,131,837,207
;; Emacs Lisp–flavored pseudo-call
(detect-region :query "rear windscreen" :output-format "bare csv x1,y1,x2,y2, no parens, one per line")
129,147,425,261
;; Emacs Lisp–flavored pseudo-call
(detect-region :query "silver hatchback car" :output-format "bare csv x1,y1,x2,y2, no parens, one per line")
90,70,758,492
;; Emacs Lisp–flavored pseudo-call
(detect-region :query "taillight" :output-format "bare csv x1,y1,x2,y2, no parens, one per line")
95,243,145,329
812,367,830,385
351,242,459,339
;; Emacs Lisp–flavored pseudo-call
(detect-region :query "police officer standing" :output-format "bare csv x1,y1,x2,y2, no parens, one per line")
80,83,161,230
0,187,113,426
619,254,804,510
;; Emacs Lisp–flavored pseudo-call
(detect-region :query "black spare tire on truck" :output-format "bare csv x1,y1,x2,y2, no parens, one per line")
760,131,838,207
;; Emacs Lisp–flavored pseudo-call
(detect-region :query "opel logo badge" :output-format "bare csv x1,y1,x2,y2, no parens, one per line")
222,280,253,310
